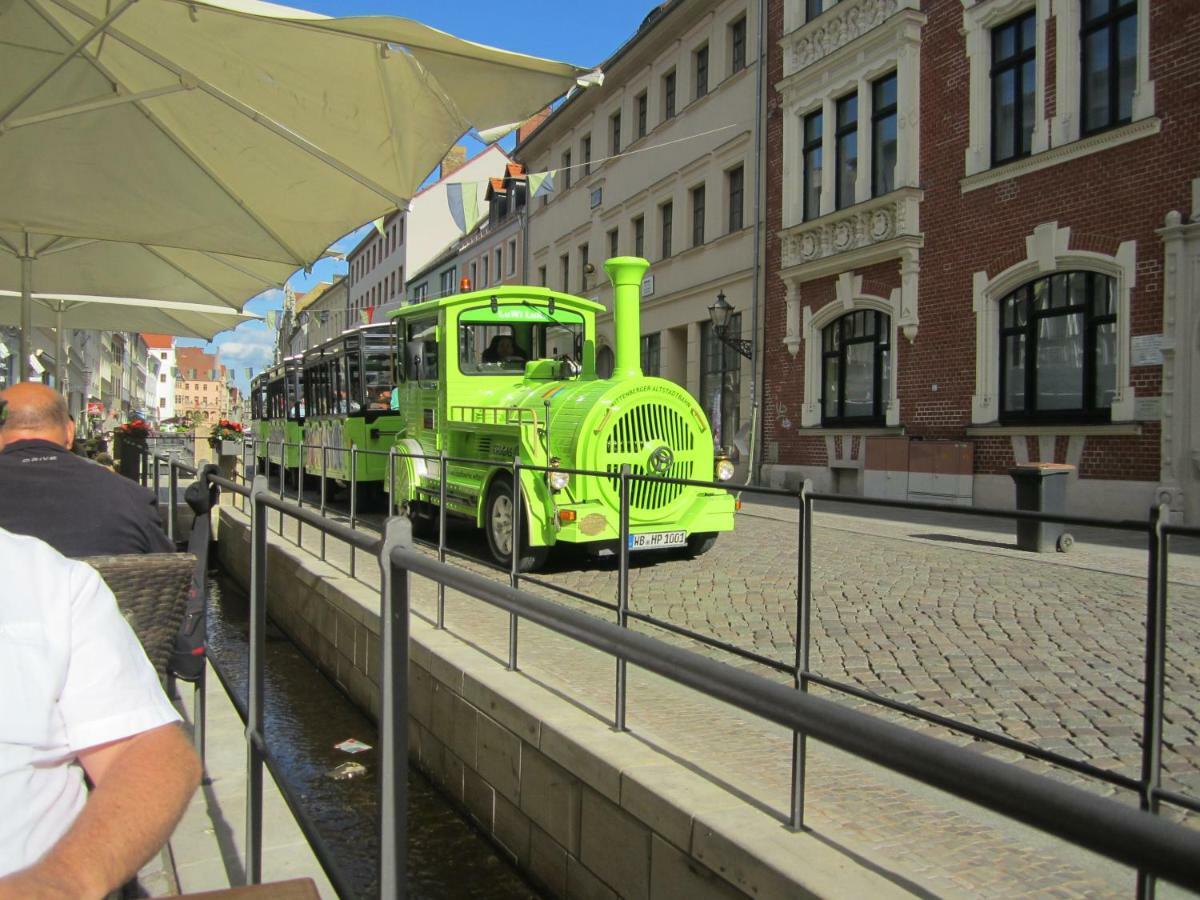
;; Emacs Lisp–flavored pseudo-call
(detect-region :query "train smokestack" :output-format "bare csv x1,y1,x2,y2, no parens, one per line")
604,256,650,380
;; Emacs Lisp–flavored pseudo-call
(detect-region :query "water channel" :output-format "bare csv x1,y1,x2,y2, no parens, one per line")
205,569,543,899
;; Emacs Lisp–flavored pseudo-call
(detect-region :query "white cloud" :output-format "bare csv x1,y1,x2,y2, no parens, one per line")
217,322,276,370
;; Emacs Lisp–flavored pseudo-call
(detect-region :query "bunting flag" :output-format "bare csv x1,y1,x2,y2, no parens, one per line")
446,181,486,233
528,170,556,199
372,217,386,236
171,367,179,378
265,310,278,330
359,308,370,325
245,368,253,379
284,283,297,311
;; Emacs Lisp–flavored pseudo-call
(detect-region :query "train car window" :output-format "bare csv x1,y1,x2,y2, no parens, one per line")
458,304,584,376
362,331,395,408
406,318,438,384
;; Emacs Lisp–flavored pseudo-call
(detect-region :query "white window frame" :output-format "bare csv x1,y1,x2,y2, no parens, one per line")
962,0,1155,180
798,272,901,427
971,221,1136,424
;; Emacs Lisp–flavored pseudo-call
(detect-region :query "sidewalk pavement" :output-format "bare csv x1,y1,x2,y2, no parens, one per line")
736,492,1200,586
152,665,336,898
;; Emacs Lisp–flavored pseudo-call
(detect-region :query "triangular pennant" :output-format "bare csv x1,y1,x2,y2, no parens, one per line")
446,181,486,233
360,309,370,325
373,217,386,236
528,170,556,199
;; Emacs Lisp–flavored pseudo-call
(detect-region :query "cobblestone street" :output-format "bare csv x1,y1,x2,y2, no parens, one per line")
248,480,1200,897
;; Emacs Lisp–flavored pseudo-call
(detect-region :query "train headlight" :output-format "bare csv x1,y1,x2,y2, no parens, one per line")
715,456,735,482
547,459,570,492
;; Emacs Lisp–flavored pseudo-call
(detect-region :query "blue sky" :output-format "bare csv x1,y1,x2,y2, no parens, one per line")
181,0,661,395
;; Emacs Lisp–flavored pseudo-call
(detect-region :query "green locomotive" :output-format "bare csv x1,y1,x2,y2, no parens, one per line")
387,256,735,569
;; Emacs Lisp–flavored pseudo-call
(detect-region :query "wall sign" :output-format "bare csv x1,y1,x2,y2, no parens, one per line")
1131,334,1164,367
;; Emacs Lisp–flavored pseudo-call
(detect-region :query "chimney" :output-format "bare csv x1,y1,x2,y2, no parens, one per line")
604,256,650,380
517,107,552,144
440,145,467,180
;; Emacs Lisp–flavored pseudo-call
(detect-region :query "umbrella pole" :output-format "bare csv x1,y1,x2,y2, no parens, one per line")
55,303,67,399
20,255,32,383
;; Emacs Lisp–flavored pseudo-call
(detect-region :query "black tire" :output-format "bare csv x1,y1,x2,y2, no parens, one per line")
406,499,439,539
681,532,718,558
484,474,549,572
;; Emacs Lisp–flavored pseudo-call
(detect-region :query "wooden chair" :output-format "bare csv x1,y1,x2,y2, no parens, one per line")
78,553,196,687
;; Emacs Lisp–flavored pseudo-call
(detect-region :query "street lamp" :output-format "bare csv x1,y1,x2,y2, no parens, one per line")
707,291,753,454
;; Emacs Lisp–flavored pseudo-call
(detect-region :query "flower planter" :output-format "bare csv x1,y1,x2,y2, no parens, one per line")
219,439,241,457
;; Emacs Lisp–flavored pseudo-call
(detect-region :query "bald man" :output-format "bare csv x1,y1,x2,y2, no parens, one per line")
0,384,173,556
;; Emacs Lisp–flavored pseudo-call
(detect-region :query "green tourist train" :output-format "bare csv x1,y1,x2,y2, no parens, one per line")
249,257,737,569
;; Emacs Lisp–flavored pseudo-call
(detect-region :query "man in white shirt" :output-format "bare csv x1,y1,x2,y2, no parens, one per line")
0,527,201,897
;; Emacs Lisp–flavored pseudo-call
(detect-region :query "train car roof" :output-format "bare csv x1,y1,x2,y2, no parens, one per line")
387,286,604,321
301,322,391,361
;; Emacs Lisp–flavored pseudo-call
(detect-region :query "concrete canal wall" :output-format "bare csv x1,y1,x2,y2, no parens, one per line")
216,508,908,899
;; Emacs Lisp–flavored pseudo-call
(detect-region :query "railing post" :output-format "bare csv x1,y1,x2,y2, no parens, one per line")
508,456,521,670
387,446,397,519
350,445,358,579
790,479,813,830
139,447,148,487
167,460,178,543
320,444,328,562
246,474,270,885
296,442,306,548
437,449,448,629
1137,502,1170,899
276,440,285,534
615,463,631,731
377,517,411,900
152,453,161,510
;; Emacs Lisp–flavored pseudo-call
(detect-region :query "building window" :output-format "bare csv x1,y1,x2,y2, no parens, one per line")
160,373,166,383
727,165,744,232
439,266,458,297
999,271,1116,421
610,111,622,155
633,216,645,257
560,253,570,292
579,244,589,292
872,73,897,196
538,265,547,287
821,310,890,425
992,11,1036,164
663,70,676,120
495,249,503,282
730,16,747,74
562,150,572,190
806,0,823,22
1082,0,1137,135
582,135,591,176
803,109,823,220
694,44,709,99
660,201,673,259
507,239,517,275
469,261,477,289
481,254,489,286
690,185,706,247
641,333,661,377
608,228,619,259
835,92,858,210
636,91,648,139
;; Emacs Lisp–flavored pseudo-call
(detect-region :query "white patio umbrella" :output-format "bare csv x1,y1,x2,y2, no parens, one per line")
0,0,597,370
0,291,260,338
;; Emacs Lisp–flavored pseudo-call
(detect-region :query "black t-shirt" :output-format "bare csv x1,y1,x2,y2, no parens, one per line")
0,439,175,557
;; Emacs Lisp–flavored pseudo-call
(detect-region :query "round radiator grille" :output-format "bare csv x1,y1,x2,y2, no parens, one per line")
601,403,697,512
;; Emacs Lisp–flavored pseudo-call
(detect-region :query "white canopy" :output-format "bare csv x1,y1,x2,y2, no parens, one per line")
0,290,260,340
0,0,595,268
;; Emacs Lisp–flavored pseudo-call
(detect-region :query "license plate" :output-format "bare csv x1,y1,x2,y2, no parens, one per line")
628,530,687,550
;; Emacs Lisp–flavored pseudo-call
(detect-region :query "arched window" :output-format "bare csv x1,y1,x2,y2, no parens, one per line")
999,271,1116,421
821,310,890,425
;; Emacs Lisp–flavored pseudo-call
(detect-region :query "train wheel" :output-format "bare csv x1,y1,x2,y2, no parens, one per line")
680,532,718,558
485,474,548,572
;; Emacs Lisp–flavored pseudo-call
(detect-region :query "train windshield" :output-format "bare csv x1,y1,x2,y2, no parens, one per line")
458,303,584,375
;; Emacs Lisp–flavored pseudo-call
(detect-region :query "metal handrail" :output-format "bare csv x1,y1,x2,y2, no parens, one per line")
224,438,1200,888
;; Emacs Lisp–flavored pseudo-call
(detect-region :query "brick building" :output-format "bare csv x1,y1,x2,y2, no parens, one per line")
761,0,1199,522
